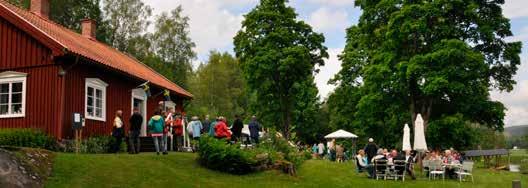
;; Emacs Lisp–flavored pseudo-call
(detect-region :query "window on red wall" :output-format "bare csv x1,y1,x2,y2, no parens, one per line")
85,78,107,121
0,71,27,118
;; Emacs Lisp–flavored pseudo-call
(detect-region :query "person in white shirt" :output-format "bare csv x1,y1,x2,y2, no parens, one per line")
318,142,324,158
356,149,368,171
111,110,124,153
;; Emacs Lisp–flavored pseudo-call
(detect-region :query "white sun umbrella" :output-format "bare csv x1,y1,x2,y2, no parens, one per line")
402,123,412,151
413,114,427,151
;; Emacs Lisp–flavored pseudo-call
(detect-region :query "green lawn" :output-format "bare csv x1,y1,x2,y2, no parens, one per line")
45,152,527,188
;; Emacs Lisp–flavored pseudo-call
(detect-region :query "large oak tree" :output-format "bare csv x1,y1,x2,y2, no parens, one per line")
329,0,521,148
234,0,328,139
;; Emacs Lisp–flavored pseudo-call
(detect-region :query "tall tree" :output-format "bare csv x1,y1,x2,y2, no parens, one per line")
187,52,248,119
149,6,196,88
330,0,521,147
234,0,328,139
102,0,152,60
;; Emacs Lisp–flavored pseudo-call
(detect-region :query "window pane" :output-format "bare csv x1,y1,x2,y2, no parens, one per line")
96,89,102,98
87,106,94,116
95,108,102,118
11,93,22,104
0,84,8,93
96,98,102,108
87,87,94,97
0,94,7,104
0,105,7,114
11,104,22,114
12,82,22,92
87,96,93,107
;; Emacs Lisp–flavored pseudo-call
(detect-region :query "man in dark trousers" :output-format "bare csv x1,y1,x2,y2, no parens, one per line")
231,115,244,142
364,138,379,164
248,116,262,144
202,115,210,134
129,108,143,154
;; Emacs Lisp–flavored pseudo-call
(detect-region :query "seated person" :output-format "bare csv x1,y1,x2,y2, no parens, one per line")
394,150,416,180
356,149,368,172
367,149,387,178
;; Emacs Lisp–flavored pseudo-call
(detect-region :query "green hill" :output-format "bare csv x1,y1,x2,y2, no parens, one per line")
504,125,528,137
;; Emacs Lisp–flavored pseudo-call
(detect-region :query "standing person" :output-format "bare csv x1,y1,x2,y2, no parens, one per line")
111,110,124,153
165,108,175,151
208,117,218,137
248,116,262,144
188,116,203,151
318,142,325,159
336,144,345,163
312,144,318,159
172,114,184,151
128,108,143,154
231,115,243,142
202,115,210,134
148,110,165,155
214,117,231,140
364,138,379,164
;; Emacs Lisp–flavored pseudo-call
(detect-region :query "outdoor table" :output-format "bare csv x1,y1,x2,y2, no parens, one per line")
443,163,462,179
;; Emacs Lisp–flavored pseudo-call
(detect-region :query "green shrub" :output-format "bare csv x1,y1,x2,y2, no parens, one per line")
259,131,307,167
198,136,258,174
0,129,55,150
62,136,116,154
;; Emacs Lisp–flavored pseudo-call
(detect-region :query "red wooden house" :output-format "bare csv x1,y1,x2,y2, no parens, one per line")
0,0,192,139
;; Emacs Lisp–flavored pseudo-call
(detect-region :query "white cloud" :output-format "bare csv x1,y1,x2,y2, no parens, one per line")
145,0,249,58
315,48,342,99
307,7,350,33
502,0,528,18
491,54,528,126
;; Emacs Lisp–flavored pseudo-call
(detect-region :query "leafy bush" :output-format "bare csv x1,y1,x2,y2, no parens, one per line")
198,136,258,174
0,129,55,150
61,136,115,153
259,131,307,167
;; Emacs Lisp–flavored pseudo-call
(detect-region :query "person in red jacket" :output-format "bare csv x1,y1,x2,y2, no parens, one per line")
172,114,184,151
215,116,231,140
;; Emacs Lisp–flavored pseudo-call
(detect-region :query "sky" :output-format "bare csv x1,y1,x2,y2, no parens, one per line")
143,0,528,127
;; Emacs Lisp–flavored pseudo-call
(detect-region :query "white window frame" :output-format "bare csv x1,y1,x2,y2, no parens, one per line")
85,78,108,122
0,71,27,118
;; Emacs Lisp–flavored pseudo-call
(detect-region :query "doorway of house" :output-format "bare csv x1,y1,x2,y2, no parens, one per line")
132,89,147,136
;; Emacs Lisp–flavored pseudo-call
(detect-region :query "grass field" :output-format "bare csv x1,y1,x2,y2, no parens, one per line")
44,152,527,188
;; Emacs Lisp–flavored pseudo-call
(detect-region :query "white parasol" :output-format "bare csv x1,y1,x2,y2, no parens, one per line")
413,114,427,151
402,123,412,151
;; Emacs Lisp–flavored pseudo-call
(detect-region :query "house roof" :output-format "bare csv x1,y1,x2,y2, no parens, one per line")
0,1,192,98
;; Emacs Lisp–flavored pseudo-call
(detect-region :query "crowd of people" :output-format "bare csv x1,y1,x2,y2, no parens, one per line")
355,138,466,180
109,107,262,155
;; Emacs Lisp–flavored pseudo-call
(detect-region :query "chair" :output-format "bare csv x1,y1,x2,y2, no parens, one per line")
356,158,365,173
455,161,474,183
392,160,407,181
429,160,445,181
374,159,389,180
422,160,431,176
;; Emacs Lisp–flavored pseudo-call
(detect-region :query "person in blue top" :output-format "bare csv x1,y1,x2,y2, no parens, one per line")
208,117,219,137
187,116,203,152
248,116,262,144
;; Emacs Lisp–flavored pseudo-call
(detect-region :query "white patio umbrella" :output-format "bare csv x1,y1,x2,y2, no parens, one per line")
402,123,412,151
324,129,358,139
413,114,427,151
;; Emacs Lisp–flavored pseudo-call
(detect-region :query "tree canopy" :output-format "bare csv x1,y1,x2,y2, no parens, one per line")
234,0,328,139
328,0,522,148
187,52,248,120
